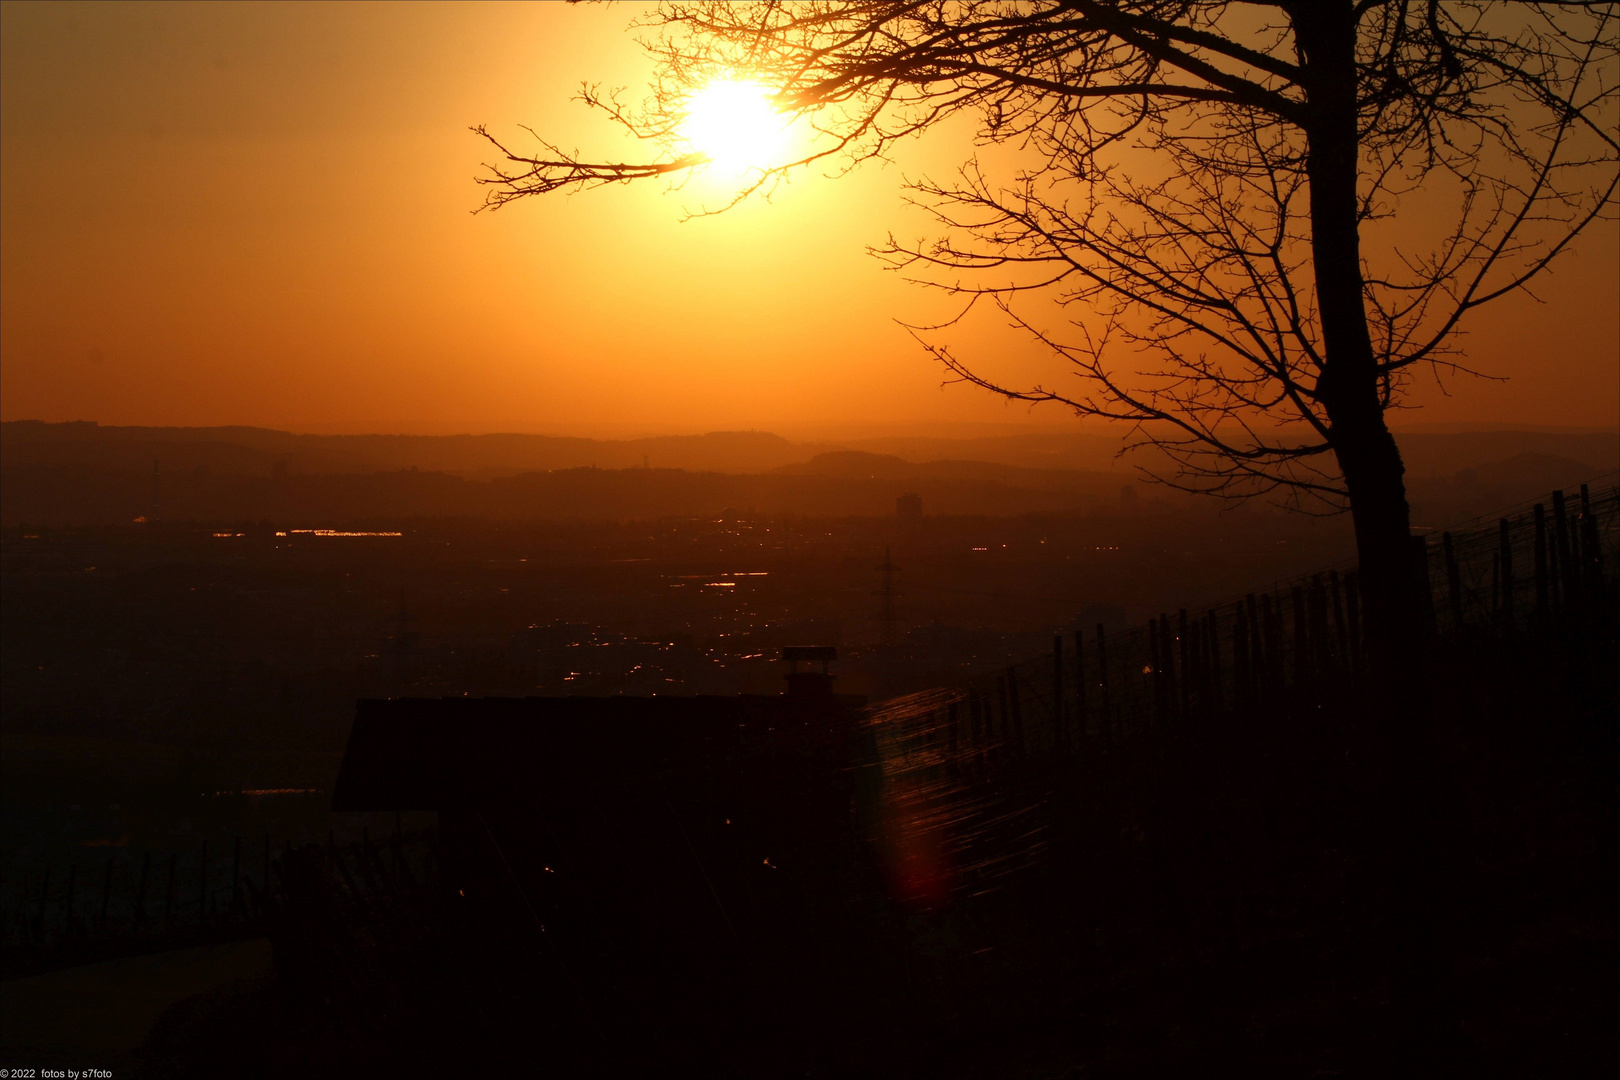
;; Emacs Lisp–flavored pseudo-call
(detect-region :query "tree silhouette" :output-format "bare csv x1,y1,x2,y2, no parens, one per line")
475,2,1618,655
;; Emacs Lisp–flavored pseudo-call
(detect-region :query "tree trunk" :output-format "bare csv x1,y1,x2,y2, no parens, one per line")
1295,3,1422,668
1295,15,1448,1067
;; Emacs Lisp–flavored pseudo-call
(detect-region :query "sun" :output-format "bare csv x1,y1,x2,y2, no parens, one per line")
679,79,790,176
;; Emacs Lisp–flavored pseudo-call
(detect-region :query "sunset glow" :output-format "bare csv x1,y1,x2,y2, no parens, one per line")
1,5,1616,1073
0,4,1613,436
680,79,790,175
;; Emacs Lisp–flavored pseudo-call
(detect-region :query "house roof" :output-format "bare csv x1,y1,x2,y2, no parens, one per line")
331,693,866,813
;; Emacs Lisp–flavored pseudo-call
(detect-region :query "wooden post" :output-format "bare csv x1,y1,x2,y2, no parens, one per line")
1177,609,1191,720
1074,628,1087,742
1579,484,1604,598
981,684,995,748
1411,535,1437,640
1183,620,1198,719
1309,576,1330,674
1292,586,1309,685
1052,633,1065,747
1096,624,1111,746
1570,493,1585,572
1233,602,1251,707
198,840,208,924
1147,617,1161,720
996,676,1010,748
134,850,151,929
1005,666,1025,752
1206,610,1223,714
1203,618,1215,714
1161,612,1177,687
1159,615,1173,722
1549,505,1564,614
1329,571,1348,672
1191,619,1207,718
1491,553,1500,624
232,835,242,915
262,833,271,904
1245,594,1262,696
1498,518,1515,627
1534,504,1549,617
1260,594,1279,694
1553,490,1577,615
1273,592,1288,689
1443,532,1463,632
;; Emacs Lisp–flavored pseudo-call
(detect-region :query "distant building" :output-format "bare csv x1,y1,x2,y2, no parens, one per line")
782,645,839,698
896,492,923,521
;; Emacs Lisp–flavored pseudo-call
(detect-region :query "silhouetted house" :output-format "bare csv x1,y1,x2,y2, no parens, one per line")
324,653,877,1063
781,644,838,697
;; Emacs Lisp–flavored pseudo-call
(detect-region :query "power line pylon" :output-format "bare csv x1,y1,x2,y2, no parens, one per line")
874,546,901,646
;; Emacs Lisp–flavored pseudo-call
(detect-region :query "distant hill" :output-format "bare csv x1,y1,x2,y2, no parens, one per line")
835,433,1132,473
1391,431,1617,479
1406,451,1618,526
6,420,1612,479
837,428,1619,478
2,420,1612,527
0,421,827,477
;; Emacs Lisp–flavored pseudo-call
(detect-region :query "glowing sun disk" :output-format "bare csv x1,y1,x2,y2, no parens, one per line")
681,79,789,175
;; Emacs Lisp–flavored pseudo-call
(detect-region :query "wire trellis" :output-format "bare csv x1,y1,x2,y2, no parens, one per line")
870,479,1617,756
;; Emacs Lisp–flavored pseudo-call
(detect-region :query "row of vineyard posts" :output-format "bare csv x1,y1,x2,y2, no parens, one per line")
1,818,432,977
922,482,1615,758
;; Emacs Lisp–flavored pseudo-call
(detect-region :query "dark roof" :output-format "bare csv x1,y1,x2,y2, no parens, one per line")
331,693,864,813
782,645,837,662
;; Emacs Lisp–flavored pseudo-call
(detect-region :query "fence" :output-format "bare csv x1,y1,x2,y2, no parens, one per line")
869,480,1618,756
0,824,435,979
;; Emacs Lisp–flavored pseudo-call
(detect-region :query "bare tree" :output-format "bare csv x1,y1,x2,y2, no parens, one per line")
475,2,1618,653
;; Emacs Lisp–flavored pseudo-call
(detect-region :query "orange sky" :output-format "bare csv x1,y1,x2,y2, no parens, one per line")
2,1,1615,438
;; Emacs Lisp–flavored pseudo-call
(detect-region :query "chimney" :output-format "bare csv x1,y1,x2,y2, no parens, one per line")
781,646,837,698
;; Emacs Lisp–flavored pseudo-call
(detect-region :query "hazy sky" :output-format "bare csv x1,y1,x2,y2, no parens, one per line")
2,1,1615,438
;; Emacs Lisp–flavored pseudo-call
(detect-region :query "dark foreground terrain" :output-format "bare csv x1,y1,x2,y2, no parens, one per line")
3,484,1614,1077
120,602,1615,1079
